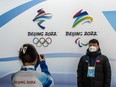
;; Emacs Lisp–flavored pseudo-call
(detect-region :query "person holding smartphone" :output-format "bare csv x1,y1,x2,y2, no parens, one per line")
11,43,54,87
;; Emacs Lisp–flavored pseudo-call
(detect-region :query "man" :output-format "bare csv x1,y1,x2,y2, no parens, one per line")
77,39,111,87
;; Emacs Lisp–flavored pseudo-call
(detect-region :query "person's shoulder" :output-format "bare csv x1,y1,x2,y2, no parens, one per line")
36,71,52,78
36,72,51,82
80,55,87,60
36,72,54,86
99,54,109,61
100,54,108,58
81,55,86,58
11,71,20,80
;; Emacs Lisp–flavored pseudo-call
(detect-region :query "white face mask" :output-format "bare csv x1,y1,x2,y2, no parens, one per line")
89,46,97,52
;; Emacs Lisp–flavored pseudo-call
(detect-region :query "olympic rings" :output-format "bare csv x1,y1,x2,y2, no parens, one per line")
33,37,52,47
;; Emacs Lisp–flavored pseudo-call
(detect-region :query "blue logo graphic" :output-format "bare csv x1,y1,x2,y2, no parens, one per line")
0,0,46,28
103,11,116,32
33,9,52,29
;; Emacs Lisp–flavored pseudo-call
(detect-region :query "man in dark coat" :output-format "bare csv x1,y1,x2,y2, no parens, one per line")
77,39,111,87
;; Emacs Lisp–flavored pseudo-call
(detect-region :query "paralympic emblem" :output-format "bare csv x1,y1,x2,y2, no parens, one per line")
33,37,52,47
72,9,93,28
75,38,88,47
33,9,52,30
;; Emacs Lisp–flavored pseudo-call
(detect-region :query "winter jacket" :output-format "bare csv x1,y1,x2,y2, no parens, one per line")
77,49,111,87
11,61,54,87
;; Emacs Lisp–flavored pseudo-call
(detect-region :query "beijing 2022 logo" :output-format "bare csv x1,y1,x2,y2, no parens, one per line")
33,9,52,30
72,9,93,28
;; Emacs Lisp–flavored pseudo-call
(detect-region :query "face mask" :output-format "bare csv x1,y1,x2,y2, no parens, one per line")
89,46,97,52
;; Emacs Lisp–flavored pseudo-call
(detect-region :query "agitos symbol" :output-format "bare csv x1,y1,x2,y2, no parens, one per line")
33,37,52,47
75,38,88,47
72,9,93,28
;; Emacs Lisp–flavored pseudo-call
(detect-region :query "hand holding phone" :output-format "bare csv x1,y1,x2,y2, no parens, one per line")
40,54,45,61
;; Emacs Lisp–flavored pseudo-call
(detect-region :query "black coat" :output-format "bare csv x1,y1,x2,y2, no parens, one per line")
77,49,111,87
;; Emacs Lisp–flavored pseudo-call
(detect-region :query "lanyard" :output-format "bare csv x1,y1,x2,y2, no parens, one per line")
86,56,99,66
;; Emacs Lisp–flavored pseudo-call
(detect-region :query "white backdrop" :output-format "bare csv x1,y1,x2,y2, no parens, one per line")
0,0,116,87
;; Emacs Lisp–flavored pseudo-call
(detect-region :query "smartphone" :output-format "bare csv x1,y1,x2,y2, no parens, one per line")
40,54,44,59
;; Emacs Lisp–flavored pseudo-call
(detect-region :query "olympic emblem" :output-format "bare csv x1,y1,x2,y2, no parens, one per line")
33,37,52,47
75,38,88,47
33,9,52,30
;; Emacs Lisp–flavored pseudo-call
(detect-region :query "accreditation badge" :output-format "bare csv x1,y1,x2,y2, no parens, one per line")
87,66,95,77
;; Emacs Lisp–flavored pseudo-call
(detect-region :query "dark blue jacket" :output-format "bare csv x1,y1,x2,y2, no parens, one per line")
77,49,111,87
